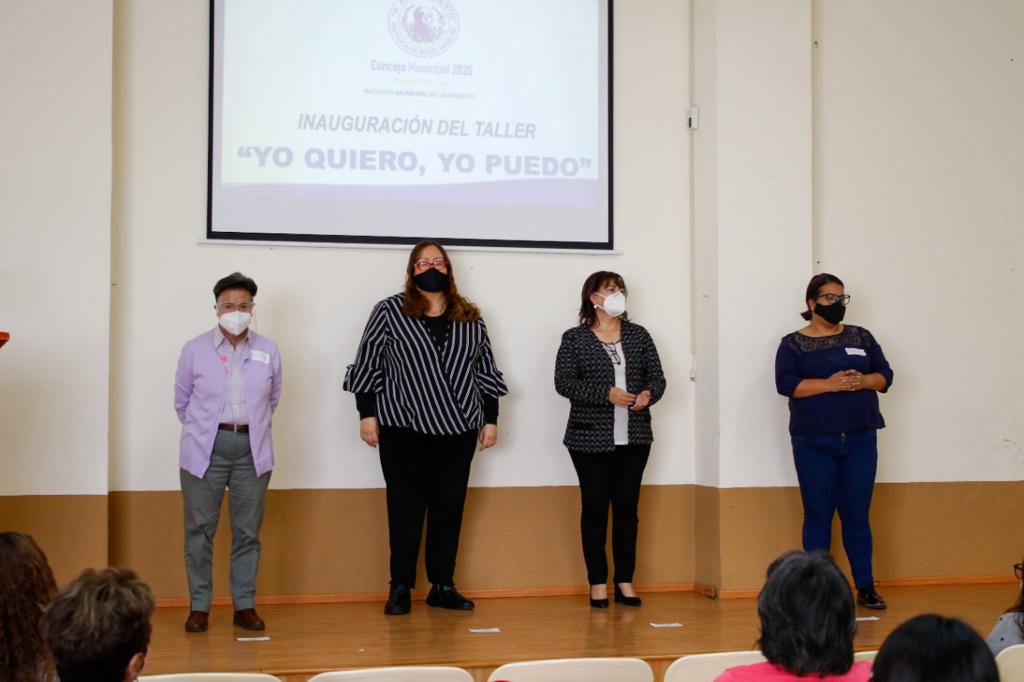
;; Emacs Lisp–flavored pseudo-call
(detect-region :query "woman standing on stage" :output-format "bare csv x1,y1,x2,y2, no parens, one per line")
774,273,893,610
344,241,507,616
555,271,666,608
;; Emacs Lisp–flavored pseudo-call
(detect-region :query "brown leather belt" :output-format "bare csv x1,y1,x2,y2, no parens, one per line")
218,423,249,433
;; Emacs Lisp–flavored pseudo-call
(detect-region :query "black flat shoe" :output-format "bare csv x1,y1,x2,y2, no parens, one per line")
614,584,642,607
426,583,475,610
857,585,887,610
384,584,411,615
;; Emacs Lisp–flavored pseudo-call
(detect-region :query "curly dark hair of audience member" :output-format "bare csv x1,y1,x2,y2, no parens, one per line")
0,532,58,682
401,240,481,323
872,614,999,682
44,567,155,682
756,550,856,677
577,270,629,327
213,271,258,300
801,272,844,320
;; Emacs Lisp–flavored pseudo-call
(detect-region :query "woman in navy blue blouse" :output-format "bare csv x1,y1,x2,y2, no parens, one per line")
775,273,894,610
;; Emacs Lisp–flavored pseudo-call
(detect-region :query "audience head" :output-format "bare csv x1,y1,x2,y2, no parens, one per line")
44,567,154,682
756,550,856,676
1010,556,1024,613
872,614,998,682
0,532,58,682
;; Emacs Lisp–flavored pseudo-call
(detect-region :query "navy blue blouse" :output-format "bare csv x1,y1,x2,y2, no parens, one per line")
775,325,894,437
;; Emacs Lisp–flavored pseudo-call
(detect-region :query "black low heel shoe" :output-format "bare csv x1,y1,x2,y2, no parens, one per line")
426,583,475,610
589,586,609,608
384,584,411,615
614,584,642,607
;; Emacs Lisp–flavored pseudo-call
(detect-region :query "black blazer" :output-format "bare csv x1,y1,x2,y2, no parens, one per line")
554,321,666,453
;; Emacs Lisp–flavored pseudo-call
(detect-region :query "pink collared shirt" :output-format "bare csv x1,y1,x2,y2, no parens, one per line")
174,327,282,478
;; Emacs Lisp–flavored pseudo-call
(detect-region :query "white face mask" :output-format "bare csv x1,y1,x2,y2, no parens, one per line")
596,291,627,318
218,311,252,336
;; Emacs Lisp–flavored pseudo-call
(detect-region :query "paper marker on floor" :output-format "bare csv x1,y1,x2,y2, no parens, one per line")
650,622,684,628
856,616,880,622
468,627,502,633
236,635,271,641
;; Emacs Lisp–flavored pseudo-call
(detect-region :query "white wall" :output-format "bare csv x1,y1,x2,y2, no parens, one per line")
109,0,694,492
813,0,1024,483
692,0,814,488
0,1,112,496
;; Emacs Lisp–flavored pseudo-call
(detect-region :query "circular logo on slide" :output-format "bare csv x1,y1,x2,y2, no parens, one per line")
388,0,459,58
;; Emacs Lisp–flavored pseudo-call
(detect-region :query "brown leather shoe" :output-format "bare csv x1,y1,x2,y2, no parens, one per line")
184,610,209,633
233,608,265,630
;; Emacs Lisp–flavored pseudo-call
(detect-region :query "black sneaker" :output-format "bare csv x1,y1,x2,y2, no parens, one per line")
857,585,887,610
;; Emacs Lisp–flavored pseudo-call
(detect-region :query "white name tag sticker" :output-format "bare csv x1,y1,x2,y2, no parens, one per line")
250,350,270,364
845,348,867,357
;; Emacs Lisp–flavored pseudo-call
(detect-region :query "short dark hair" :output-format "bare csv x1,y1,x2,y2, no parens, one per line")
44,568,154,682
578,271,629,327
801,272,844,320
213,272,257,300
756,550,856,676
872,614,999,682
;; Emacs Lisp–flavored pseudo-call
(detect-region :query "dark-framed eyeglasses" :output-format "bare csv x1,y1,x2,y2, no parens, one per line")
414,258,448,272
816,293,851,306
1014,562,1023,579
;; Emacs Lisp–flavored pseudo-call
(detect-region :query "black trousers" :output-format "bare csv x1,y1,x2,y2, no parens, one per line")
569,444,651,585
378,425,477,587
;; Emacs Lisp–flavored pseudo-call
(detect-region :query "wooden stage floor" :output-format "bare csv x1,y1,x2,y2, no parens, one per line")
145,583,1016,681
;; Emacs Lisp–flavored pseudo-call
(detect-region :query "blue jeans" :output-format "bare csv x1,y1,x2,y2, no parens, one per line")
791,428,877,588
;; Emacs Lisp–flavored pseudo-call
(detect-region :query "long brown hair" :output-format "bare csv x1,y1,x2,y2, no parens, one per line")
578,271,629,327
0,532,57,682
400,240,481,322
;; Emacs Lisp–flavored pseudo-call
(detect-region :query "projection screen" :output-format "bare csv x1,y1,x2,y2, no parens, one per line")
207,0,613,249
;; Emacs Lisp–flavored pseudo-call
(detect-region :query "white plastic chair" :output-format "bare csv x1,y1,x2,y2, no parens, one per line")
141,671,280,675
997,644,1024,682
853,650,877,662
487,657,653,682
308,668,473,681
663,651,767,682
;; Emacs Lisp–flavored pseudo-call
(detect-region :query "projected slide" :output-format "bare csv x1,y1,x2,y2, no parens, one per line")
208,0,612,249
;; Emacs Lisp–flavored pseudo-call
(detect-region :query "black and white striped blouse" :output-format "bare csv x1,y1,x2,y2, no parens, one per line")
343,293,508,435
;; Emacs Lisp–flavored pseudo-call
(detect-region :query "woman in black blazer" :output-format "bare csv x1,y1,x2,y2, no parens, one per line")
554,271,666,607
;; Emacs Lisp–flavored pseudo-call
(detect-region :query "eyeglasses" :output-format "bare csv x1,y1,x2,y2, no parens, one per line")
1014,563,1023,579
216,302,255,313
816,293,851,306
414,258,448,272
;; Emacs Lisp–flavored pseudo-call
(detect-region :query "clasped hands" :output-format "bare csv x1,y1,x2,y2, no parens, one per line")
608,387,652,410
828,369,865,392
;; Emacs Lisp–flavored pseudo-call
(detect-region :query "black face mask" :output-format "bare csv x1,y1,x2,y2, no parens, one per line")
413,268,450,293
814,301,846,325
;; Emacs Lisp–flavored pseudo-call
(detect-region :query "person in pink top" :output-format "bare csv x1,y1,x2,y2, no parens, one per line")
174,272,282,634
716,551,871,682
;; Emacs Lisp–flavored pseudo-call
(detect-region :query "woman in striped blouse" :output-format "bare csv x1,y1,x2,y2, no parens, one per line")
344,241,508,616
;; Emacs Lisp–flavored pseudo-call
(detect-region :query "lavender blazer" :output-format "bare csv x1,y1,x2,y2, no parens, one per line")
174,328,282,478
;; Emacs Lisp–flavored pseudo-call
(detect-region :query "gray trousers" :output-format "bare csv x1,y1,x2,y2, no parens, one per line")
180,430,271,611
